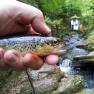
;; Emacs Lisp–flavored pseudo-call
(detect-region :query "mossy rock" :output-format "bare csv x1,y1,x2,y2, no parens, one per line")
0,71,32,94
52,75,84,94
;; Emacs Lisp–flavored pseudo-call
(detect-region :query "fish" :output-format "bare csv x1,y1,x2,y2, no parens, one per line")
0,35,66,56
0,35,67,94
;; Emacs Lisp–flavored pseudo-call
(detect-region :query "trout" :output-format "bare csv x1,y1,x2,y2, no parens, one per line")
0,36,66,56
0,35,66,94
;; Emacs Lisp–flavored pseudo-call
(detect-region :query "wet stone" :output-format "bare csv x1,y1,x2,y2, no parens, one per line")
52,75,84,94
29,64,64,94
0,63,65,94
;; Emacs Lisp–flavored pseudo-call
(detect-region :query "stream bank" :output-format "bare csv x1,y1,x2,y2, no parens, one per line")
60,33,94,94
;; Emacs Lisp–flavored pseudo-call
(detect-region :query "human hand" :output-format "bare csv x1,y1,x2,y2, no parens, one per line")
0,0,51,36
0,48,59,71
0,0,59,71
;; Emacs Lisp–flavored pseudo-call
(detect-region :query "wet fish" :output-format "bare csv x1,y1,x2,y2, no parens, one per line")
0,36,66,56
0,35,66,94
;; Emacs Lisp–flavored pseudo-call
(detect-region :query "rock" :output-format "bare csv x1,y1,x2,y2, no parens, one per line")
74,55,94,60
75,89,94,94
28,64,64,94
71,48,88,58
73,52,94,67
0,71,32,94
0,64,64,94
76,44,88,49
89,51,94,55
76,44,94,51
52,75,84,94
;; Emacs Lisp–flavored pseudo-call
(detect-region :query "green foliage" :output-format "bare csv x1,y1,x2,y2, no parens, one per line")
0,72,8,90
35,0,66,19
18,0,38,7
85,29,94,50
86,0,94,45
34,0,82,24
86,29,94,43
79,0,94,31
44,16,52,25
45,16,63,26
18,0,83,24
52,19,63,25
89,0,94,13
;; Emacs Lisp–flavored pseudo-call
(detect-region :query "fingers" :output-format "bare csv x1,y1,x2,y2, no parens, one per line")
4,50,43,70
45,49,66,64
0,1,51,36
0,48,59,71
0,49,44,71
23,52,43,70
17,2,51,36
0,48,8,70
46,55,59,65
31,15,51,36
4,50,24,71
27,25,40,35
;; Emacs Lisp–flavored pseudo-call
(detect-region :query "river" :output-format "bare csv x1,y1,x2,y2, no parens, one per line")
59,34,94,94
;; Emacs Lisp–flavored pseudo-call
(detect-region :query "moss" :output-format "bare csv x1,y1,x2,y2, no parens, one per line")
85,29,94,49
17,87,32,94
52,90,60,94
7,71,21,80
0,71,8,90
0,71,25,94
62,76,84,94
86,30,94,44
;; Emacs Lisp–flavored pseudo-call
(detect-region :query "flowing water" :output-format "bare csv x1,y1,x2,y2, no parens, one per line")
59,34,94,93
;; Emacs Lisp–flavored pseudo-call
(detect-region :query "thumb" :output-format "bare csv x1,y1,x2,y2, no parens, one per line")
32,16,51,36
31,12,51,36
18,2,51,36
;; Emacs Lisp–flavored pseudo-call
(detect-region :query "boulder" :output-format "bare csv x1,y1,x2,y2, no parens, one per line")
0,64,64,94
52,75,84,94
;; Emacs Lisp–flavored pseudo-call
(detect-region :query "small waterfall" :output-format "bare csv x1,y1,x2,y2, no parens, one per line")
59,34,94,92
60,34,88,74
60,57,72,73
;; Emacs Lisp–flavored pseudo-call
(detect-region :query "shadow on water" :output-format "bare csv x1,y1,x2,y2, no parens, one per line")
59,34,94,90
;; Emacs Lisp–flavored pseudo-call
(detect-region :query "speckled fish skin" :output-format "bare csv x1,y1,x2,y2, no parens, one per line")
0,36,59,53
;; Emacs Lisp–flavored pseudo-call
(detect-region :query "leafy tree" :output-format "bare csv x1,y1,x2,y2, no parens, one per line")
18,0,38,7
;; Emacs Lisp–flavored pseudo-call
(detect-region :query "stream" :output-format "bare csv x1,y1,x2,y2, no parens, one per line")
59,34,94,94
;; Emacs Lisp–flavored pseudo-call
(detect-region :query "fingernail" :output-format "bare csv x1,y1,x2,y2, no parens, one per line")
46,55,59,65
5,54,18,63
4,50,21,65
4,50,24,70
45,25,51,35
